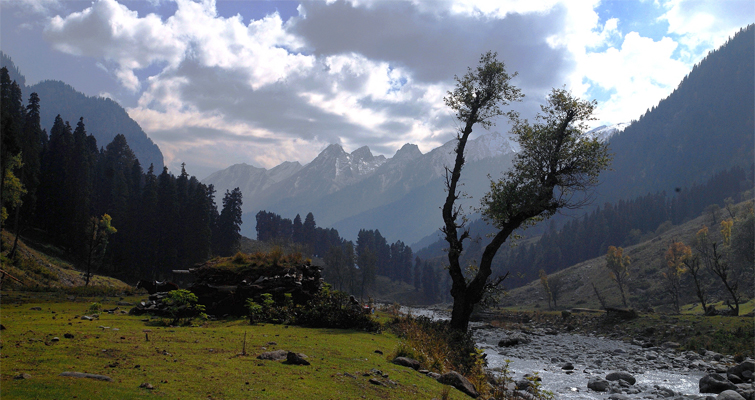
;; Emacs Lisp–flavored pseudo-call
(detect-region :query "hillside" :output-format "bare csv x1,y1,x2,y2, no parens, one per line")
498,199,755,313
0,230,131,291
0,52,164,170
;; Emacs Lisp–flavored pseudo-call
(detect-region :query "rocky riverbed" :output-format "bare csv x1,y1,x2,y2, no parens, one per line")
401,307,754,399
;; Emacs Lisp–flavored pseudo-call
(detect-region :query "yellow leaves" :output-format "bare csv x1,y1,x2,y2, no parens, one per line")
720,218,733,246
664,241,691,275
606,246,630,278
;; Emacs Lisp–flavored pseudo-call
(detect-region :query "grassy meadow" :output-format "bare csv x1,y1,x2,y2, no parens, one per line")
0,291,466,400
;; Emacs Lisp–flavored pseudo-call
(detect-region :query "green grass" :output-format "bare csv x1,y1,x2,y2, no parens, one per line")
0,291,467,400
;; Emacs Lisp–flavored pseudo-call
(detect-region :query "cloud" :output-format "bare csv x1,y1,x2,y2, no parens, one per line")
35,0,748,177
659,0,753,59
580,32,689,124
44,0,185,90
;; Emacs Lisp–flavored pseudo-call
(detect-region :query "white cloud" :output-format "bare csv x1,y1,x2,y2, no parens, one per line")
33,0,749,175
659,0,753,60
581,32,689,124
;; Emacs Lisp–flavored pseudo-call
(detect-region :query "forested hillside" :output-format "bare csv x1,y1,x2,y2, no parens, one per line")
0,52,164,170
0,65,243,283
597,24,754,203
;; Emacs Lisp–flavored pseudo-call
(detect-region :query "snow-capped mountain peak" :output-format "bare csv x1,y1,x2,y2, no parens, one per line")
585,122,630,142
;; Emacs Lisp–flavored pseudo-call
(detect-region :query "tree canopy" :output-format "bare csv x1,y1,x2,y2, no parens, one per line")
442,52,611,331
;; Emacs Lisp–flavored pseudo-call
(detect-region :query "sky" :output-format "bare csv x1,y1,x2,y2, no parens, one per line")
1,0,752,179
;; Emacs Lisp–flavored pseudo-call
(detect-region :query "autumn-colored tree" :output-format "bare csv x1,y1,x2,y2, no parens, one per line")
662,241,690,313
605,246,631,308
720,218,733,246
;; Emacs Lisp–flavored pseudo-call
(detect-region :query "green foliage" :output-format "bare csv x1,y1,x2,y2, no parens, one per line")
87,302,102,314
246,286,381,331
164,289,206,325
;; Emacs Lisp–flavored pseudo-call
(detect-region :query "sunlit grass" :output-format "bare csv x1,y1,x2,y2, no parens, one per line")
0,292,467,400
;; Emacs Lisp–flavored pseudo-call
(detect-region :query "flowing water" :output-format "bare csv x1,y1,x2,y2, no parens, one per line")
400,307,713,399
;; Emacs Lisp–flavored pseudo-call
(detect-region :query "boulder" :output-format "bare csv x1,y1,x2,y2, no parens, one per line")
700,373,737,394
717,390,746,400
14,373,31,380
588,377,610,392
392,357,420,370
437,371,478,398
257,350,288,361
497,333,530,347
728,361,755,381
606,371,636,385
285,351,310,366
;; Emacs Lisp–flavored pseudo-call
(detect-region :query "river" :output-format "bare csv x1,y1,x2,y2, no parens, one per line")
400,307,726,399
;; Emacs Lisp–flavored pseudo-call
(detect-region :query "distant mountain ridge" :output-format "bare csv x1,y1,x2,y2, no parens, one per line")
0,52,164,170
204,130,524,243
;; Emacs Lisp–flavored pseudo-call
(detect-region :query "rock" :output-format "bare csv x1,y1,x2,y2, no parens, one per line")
392,357,420,370
0,324,5,330
742,370,753,381
498,333,530,347
64,333,74,339
14,373,31,380
700,373,737,394
257,350,288,361
561,362,575,370
427,372,441,379
139,382,154,389
51,337,59,342
59,372,113,381
662,341,681,349
608,394,631,399
285,351,310,366
374,350,383,355
30,307,42,311
368,378,387,386
606,371,636,385
728,373,744,384
717,390,745,400
437,371,478,398
81,315,94,321
657,387,675,398
728,361,755,381
588,377,610,392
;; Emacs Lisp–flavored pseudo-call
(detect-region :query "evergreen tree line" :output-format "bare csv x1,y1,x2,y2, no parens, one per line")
255,209,426,298
488,165,752,285
0,67,243,281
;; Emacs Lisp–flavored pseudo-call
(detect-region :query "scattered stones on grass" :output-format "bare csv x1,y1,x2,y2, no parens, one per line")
30,307,42,311
64,333,74,339
139,382,154,389
14,373,31,380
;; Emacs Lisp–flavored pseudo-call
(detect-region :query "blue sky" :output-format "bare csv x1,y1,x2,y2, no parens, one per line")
1,0,752,179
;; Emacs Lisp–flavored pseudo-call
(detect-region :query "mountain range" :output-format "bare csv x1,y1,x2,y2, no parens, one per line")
203,124,623,245
205,24,753,250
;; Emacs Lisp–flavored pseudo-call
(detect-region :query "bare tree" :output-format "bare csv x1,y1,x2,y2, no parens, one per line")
442,52,611,331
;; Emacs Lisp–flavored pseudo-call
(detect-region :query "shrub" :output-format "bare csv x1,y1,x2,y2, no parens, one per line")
164,289,206,325
245,286,381,332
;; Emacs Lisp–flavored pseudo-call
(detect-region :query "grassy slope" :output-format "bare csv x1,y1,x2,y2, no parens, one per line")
498,200,754,313
1,230,131,291
0,292,466,400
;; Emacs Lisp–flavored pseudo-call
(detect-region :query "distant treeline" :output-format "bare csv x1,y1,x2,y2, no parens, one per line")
487,165,753,286
255,210,423,297
1,67,243,281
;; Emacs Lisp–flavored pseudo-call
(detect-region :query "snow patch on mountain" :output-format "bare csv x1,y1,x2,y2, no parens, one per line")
585,122,630,142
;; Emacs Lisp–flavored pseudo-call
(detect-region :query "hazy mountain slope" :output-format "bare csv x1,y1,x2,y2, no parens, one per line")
0,52,165,170
30,80,164,170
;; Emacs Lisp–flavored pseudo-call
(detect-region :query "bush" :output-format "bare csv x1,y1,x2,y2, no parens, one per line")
164,289,206,325
245,286,381,332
